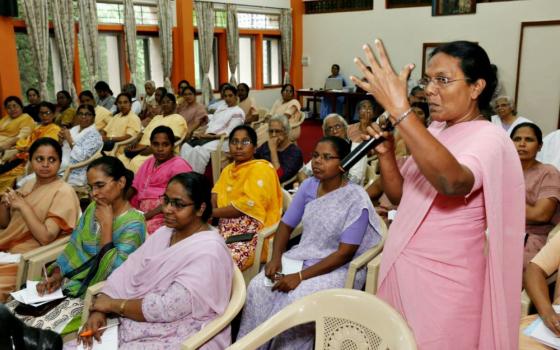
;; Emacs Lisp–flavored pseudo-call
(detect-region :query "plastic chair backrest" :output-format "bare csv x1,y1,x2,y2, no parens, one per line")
227,288,416,350
182,265,246,349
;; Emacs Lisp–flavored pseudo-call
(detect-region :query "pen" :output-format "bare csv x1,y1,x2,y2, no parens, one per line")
79,323,118,337
42,265,49,283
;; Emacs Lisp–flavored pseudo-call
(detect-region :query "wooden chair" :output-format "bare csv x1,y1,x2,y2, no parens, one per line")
62,148,103,182
80,267,246,350
16,236,70,290
227,289,417,350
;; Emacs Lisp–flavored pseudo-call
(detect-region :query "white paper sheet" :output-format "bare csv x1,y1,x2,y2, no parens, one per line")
0,252,21,264
10,280,65,306
523,305,560,349
77,319,119,350
264,256,304,287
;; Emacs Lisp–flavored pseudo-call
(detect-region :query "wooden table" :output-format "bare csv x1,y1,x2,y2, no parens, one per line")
297,89,372,121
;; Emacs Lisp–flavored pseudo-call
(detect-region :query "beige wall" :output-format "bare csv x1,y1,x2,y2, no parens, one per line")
302,0,560,129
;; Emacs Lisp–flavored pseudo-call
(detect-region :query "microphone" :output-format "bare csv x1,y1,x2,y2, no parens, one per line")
340,112,393,172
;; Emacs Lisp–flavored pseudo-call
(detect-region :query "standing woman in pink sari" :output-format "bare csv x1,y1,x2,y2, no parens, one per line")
129,126,192,234
353,40,525,349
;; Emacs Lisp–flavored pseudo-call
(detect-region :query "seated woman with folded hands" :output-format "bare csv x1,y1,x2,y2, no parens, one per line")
0,138,80,302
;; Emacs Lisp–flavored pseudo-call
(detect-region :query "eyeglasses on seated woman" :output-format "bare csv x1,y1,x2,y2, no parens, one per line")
75,172,233,349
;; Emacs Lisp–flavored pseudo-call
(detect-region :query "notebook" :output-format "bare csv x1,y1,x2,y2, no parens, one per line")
523,305,560,349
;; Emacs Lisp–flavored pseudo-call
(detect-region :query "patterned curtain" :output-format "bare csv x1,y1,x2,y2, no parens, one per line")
195,1,215,105
78,0,100,91
280,8,293,84
21,0,50,100
157,0,173,92
226,4,239,86
123,0,137,85
51,0,77,100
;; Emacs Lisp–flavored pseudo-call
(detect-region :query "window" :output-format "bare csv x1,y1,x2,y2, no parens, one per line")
193,9,227,28
194,37,219,90
228,36,254,87
136,36,164,95
97,33,125,96
97,2,158,25
15,32,60,101
263,37,282,86
238,13,280,30
304,0,374,14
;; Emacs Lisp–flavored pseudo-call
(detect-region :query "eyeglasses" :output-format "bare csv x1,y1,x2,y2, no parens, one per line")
229,139,252,147
159,195,195,210
76,112,94,118
87,179,115,192
32,156,58,164
268,129,284,135
417,76,470,89
311,152,340,161
326,124,344,133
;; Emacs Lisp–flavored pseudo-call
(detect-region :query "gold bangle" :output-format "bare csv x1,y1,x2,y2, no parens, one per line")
298,271,303,282
119,299,127,315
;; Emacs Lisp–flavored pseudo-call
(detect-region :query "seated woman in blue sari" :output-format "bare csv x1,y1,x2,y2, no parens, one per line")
238,136,382,349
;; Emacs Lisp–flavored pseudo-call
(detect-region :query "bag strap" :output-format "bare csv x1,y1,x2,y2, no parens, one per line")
63,242,114,298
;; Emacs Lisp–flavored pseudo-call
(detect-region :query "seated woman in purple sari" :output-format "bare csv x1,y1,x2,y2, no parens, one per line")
238,136,382,349
129,126,193,234
77,173,233,349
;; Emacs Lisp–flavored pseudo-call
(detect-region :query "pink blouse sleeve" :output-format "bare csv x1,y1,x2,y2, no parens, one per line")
142,282,193,322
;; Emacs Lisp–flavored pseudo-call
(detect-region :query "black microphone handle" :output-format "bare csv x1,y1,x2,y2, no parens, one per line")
340,136,386,172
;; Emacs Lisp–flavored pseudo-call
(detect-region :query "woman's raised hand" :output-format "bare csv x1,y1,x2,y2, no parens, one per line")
351,39,414,117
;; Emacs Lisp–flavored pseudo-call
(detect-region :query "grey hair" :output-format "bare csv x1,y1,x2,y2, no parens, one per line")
145,80,156,88
268,115,290,134
322,113,348,135
493,95,513,107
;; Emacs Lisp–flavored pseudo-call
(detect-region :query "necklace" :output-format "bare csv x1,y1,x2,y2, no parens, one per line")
170,222,207,246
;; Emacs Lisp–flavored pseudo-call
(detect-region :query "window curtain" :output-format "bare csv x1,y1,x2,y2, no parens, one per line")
21,0,50,100
123,0,137,85
226,4,239,86
280,8,293,84
157,0,173,92
195,1,215,105
78,0,99,91
51,0,77,100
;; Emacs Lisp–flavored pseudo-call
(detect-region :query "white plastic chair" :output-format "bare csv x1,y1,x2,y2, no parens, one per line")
242,189,293,285
62,148,103,182
80,267,246,350
210,134,229,184
345,218,388,289
182,266,246,349
227,288,417,350
521,223,560,317
105,134,140,157
15,236,70,290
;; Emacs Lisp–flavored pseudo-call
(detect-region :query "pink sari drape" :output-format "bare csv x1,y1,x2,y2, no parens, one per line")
378,120,525,349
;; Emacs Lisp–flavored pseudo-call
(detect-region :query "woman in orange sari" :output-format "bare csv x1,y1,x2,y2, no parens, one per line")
0,102,61,191
212,125,282,270
0,138,80,301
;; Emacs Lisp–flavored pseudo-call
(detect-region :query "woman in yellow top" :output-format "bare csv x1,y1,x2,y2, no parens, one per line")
0,102,61,191
100,93,142,155
0,138,80,301
0,96,35,155
54,90,76,127
268,84,302,141
120,93,187,172
212,125,283,270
